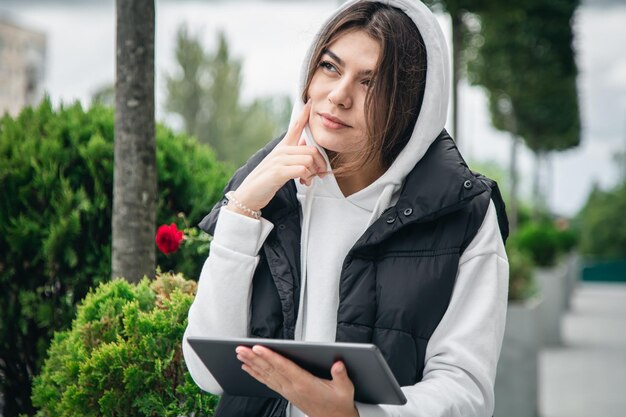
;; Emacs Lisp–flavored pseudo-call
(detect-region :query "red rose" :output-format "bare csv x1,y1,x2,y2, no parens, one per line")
155,223,184,254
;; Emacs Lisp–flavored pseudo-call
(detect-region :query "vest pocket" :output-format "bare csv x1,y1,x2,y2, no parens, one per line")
372,327,418,386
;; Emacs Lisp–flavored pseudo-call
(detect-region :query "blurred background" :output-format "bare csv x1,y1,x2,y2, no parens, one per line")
0,0,625,416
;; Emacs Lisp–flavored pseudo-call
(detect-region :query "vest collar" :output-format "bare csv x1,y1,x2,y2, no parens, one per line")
351,130,490,250
398,130,488,219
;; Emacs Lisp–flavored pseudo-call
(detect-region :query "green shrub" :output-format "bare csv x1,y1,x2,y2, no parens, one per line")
578,182,626,260
513,222,562,267
555,227,578,254
31,271,219,416
0,98,230,415
505,243,537,301
511,218,579,268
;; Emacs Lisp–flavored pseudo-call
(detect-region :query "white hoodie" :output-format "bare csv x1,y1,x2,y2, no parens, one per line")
292,0,451,345
183,1,509,416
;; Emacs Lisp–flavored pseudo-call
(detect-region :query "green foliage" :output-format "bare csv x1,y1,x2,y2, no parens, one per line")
515,204,533,230
555,226,578,254
505,242,537,301
153,122,229,276
468,158,535,228
464,0,581,218
511,220,577,267
31,271,219,416
0,98,229,415
465,0,581,153
578,182,626,260
164,25,292,166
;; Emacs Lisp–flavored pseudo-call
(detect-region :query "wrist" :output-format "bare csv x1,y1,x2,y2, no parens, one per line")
225,201,255,219
225,191,262,220
231,189,264,212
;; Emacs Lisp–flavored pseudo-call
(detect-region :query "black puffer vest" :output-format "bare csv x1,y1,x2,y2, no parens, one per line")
198,130,509,417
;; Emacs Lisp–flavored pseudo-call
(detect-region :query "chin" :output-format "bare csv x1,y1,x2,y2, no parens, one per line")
310,124,351,154
312,133,344,153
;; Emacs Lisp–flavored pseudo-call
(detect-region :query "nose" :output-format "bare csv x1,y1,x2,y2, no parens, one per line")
327,79,353,109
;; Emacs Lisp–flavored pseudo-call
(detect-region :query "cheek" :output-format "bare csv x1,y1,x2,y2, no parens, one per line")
307,76,327,102
355,103,368,132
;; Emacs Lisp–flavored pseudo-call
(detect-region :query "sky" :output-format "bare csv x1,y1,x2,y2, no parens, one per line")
1,0,625,217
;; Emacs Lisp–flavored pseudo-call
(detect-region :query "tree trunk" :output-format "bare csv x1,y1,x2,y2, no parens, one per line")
451,12,463,145
509,134,520,234
532,149,547,221
504,105,520,234
545,152,553,215
112,0,156,282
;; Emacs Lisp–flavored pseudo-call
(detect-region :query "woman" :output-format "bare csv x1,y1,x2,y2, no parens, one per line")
183,1,509,416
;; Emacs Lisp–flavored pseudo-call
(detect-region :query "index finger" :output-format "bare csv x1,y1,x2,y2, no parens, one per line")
251,345,313,380
282,99,311,146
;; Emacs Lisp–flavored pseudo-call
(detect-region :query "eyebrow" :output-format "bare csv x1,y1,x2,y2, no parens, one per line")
322,48,374,77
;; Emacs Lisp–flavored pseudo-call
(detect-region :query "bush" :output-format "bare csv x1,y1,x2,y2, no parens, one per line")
555,226,578,254
505,243,537,301
513,222,563,267
578,182,626,260
153,119,231,276
31,271,219,416
510,217,579,269
0,98,230,415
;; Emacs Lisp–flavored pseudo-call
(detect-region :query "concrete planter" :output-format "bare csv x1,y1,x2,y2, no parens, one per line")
495,297,541,417
563,252,580,311
536,263,568,346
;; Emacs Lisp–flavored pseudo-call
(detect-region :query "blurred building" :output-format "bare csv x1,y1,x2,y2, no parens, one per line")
0,16,46,117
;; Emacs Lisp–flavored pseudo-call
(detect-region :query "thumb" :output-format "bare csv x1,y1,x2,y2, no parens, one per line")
331,361,350,383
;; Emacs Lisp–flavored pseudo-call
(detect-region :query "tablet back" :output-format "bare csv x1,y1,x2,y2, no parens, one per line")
187,336,407,405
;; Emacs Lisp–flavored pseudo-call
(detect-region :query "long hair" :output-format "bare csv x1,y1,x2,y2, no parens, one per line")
301,1,427,176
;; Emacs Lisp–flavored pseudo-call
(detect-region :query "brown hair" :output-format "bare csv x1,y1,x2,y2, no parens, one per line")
301,1,427,176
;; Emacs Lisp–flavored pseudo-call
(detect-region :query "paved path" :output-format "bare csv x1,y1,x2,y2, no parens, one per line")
539,282,626,417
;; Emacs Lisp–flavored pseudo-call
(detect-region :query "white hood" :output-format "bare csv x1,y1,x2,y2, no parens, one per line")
290,0,451,213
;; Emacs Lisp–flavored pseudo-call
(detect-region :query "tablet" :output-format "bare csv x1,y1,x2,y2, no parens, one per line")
187,336,407,405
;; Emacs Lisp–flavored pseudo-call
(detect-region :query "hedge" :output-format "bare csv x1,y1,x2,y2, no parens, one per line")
0,98,230,415
31,271,219,416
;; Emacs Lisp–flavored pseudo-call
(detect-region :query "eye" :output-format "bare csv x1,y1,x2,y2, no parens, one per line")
361,78,375,90
319,60,338,73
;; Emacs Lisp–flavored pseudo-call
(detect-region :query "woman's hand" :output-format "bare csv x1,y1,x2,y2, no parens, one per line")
236,345,359,417
228,99,328,214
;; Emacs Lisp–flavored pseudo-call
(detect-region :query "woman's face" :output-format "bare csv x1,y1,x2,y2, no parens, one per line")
307,29,381,158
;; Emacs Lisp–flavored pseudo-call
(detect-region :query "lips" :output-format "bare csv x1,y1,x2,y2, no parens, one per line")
319,113,351,129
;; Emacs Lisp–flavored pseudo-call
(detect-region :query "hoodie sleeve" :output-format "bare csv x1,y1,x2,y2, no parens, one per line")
182,207,274,394
355,200,509,417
